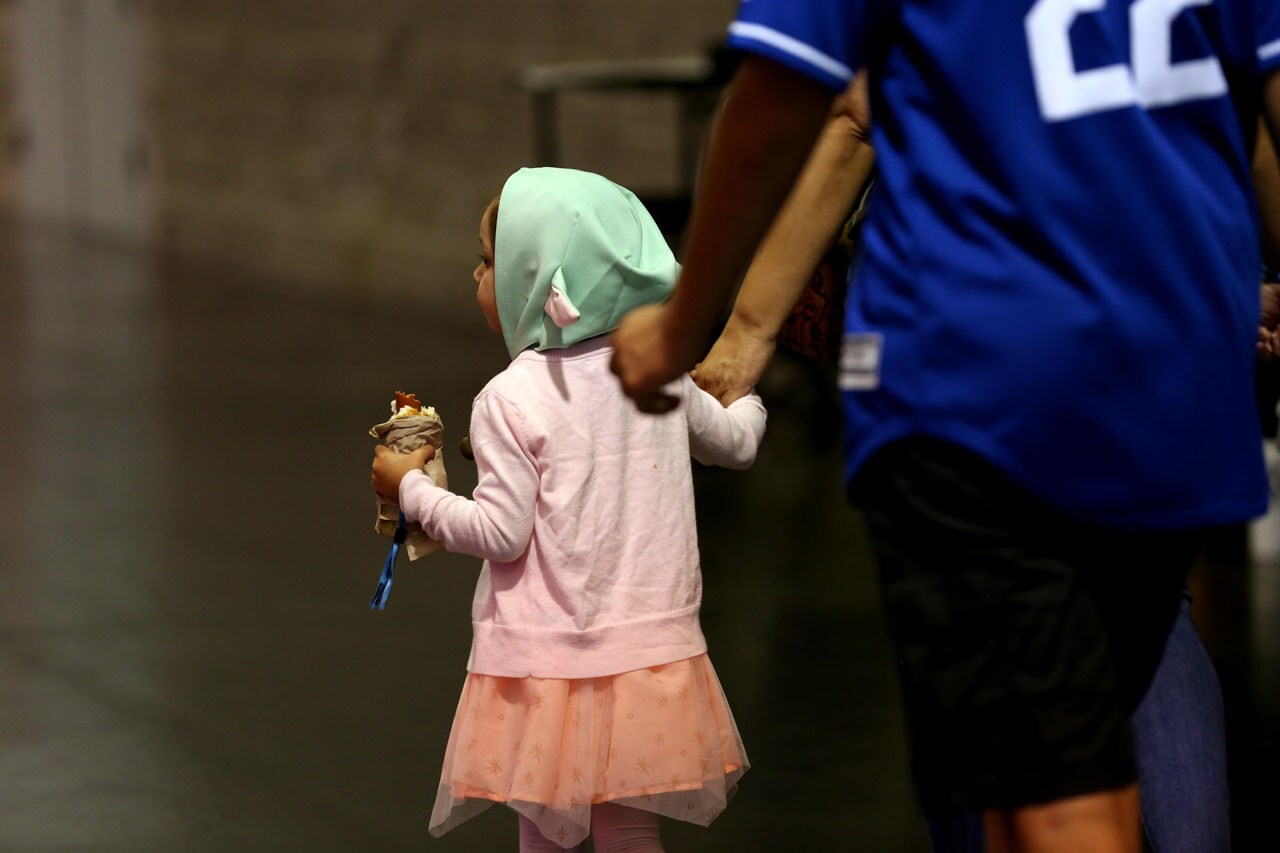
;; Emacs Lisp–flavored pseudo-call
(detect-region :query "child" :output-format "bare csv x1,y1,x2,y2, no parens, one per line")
370,167,767,852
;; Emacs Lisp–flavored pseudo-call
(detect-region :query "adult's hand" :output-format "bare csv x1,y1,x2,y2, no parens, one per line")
692,321,776,406
610,303,696,413
1261,283,1280,360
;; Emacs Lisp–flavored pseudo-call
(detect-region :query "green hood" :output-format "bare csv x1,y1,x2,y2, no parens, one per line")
495,167,678,359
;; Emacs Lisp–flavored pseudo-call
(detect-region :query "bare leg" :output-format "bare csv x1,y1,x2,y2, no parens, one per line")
985,785,1141,853
983,810,1015,853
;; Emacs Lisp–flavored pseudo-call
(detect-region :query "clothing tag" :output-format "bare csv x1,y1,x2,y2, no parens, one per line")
839,333,883,391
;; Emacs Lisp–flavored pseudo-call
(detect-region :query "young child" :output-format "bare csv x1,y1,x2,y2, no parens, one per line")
370,167,767,852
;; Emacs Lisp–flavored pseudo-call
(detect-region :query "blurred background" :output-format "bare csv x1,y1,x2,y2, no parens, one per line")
0,1,1276,850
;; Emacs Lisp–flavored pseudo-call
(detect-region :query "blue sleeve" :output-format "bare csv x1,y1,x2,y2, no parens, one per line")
726,0,874,91
1260,0,1280,75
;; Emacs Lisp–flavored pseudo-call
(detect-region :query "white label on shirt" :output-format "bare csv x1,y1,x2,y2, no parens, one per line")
839,333,883,391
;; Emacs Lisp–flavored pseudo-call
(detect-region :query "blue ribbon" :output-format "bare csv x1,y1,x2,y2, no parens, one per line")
370,511,407,610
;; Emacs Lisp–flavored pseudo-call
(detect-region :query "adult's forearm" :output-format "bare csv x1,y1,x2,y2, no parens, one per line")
732,114,875,340
1265,73,1280,211
666,56,834,345
1256,118,1280,268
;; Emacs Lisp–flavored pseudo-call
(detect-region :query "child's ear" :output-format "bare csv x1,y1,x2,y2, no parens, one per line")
545,269,581,329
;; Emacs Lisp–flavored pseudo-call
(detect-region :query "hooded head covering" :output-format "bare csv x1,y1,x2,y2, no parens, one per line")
494,167,679,359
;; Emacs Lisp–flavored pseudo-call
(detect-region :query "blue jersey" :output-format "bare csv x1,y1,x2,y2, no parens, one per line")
729,0,1280,528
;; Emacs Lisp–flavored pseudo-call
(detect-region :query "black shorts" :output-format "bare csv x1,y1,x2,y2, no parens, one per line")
852,438,1199,814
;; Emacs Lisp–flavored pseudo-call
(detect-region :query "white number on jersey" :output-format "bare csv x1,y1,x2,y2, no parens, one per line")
1026,0,1228,122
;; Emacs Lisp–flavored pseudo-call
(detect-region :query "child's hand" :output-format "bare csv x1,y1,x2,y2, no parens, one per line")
371,444,435,503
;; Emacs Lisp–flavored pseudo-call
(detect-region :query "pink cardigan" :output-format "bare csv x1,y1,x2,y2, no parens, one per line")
399,337,767,679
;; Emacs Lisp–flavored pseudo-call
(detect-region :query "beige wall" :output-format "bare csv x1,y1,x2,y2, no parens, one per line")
143,0,736,301
0,0,15,217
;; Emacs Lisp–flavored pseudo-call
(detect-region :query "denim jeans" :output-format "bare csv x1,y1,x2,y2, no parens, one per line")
925,592,1230,852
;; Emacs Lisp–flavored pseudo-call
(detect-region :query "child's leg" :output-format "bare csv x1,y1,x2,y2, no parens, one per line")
518,815,584,853
590,803,664,853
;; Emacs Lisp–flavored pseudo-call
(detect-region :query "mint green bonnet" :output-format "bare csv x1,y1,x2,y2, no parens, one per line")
494,167,679,359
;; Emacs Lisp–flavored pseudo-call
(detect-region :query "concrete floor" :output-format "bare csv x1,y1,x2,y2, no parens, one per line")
0,227,1276,851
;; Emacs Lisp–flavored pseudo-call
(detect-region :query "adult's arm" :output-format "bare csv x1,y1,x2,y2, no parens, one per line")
1259,85,1280,356
1258,116,1280,269
1259,123,1280,358
694,78,875,405
609,55,834,412
1265,72,1280,163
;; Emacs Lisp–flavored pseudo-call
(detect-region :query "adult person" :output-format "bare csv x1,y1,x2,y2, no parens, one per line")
700,77,1280,853
610,3,1280,851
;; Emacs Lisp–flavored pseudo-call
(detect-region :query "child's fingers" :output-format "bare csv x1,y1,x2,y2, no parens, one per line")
374,444,391,457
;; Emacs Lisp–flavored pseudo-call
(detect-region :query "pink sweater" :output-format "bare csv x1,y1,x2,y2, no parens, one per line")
399,337,767,679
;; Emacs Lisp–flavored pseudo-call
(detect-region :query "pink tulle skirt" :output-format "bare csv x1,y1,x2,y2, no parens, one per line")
428,654,748,849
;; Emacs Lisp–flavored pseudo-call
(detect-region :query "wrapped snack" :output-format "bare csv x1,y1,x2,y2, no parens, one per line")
370,391,449,560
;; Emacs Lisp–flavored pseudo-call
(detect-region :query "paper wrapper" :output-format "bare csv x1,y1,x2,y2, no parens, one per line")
370,410,449,560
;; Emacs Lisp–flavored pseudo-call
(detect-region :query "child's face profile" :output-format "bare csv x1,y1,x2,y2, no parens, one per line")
474,200,501,336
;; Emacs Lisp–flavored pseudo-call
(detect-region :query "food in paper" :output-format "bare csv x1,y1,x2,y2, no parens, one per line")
370,391,449,560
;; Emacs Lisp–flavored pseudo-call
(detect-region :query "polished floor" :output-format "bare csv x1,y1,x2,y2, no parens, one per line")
0,227,1276,851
